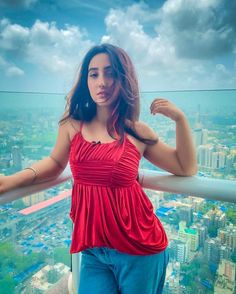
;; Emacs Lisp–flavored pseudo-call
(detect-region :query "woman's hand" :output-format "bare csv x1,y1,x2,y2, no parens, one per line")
150,98,185,122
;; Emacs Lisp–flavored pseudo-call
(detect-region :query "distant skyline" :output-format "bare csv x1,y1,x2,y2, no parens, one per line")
0,0,236,93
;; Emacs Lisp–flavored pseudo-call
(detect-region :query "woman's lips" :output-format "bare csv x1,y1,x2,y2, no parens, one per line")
97,91,107,96
97,92,110,102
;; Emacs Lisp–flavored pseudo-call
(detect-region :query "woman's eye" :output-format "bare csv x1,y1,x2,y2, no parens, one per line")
106,71,114,78
89,73,98,78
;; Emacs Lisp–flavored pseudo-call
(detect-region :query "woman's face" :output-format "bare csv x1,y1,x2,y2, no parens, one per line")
87,53,119,108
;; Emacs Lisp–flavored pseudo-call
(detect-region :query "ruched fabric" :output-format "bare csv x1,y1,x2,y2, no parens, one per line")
69,128,168,255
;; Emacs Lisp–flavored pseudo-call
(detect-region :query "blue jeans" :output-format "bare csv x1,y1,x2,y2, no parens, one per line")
78,247,169,294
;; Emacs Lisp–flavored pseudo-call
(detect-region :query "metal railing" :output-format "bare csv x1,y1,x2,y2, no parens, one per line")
1,167,235,206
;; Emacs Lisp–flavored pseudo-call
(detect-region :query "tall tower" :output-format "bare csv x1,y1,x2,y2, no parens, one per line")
12,145,22,170
194,128,202,147
195,104,201,128
194,104,208,148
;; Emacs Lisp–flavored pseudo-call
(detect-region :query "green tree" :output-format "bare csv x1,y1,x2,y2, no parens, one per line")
231,250,236,263
0,241,46,291
226,209,236,225
12,199,27,210
54,247,70,267
0,275,16,294
180,254,215,294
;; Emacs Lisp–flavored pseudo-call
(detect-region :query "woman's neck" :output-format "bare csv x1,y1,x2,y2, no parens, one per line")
94,106,112,126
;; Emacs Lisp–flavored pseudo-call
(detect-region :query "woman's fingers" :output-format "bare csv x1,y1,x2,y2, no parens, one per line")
151,105,168,115
150,98,184,121
150,99,169,114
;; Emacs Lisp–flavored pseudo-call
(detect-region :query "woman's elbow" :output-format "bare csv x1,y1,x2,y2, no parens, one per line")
180,165,198,176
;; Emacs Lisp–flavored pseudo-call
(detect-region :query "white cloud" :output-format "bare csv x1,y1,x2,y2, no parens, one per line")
0,56,24,77
159,0,236,58
101,6,190,89
0,21,29,53
0,18,94,75
6,66,24,77
101,2,236,90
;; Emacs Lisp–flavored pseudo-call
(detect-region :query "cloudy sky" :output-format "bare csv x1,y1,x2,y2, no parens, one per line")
0,0,236,93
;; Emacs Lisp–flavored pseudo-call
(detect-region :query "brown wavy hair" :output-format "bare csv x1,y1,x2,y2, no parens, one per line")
60,43,157,145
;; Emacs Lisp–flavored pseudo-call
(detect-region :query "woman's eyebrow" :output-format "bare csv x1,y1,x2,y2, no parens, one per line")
88,65,112,72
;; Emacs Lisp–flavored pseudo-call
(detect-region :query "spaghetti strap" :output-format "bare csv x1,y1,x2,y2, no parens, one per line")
79,121,84,133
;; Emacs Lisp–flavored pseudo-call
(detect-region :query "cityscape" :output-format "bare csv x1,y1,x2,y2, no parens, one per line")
0,91,236,293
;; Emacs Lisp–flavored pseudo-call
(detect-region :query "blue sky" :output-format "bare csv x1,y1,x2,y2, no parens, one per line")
0,0,236,93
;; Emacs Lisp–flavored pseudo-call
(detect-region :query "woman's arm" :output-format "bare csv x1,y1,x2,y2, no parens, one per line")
175,114,198,175
0,120,71,194
143,98,198,176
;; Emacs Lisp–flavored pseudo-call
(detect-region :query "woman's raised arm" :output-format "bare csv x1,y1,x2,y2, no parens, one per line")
143,98,198,176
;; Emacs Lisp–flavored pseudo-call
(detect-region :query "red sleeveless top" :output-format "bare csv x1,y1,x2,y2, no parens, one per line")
69,123,168,255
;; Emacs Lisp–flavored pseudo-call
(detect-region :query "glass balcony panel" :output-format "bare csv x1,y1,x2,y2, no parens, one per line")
0,90,235,293
0,183,72,294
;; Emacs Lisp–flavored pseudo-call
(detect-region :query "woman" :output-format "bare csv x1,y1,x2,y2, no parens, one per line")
0,44,197,293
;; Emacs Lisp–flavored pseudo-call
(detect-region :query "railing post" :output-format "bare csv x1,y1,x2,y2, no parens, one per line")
72,253,81,293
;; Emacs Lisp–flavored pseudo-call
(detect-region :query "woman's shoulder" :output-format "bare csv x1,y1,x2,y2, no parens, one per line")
133,121,158,141
59,117,82,141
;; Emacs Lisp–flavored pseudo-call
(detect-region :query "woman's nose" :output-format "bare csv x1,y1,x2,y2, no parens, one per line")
98,75,106,87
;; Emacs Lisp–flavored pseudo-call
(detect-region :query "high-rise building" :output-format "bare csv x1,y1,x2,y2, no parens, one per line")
197,144,214,167
193,223,207,248
194,128,202,147
203,208,226,235
178,221,199,253
226,155,234,171
201,129,208,145
220,245,232,260
211,152,218,169
218,152,226,168
194,128,208,147
226,231,236,252
204,238,221,265
12,145,22,170
197,144,229,169
218,225,236,251
220,260,236,283
214,259,236,294
197,144,213,167
211,151,226,169
218,228,227,244
171,239,189,263
178,206,193,226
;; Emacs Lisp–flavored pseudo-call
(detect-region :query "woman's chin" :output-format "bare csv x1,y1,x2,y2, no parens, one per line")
95,96,112,105
93,95,118,107
96,98,109,105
